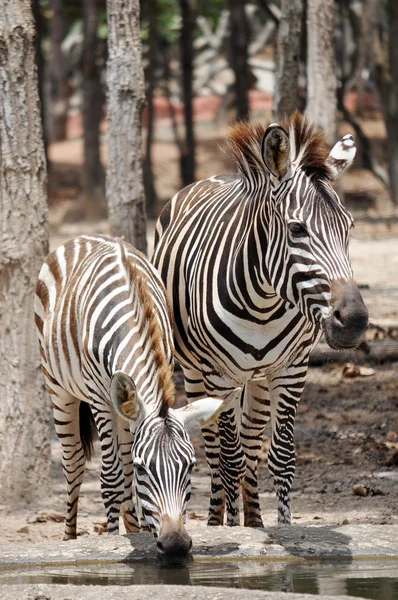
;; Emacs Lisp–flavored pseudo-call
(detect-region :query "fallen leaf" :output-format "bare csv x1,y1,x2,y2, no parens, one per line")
17,525,29,533
187,511,207,521
27,510,65,524
342,363,360,378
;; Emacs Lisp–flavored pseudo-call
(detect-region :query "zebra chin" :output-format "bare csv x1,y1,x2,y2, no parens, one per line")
322,281,368,349
155,515,192,567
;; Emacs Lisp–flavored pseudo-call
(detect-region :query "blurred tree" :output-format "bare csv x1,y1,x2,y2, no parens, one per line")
142,0,158,215
179,0,196,185
50,0,70,141
106,0,147,253
227,0,250,121
82,0,106,218
32,0,48,158
0,0,51,504
376,0,398,205
305,0,337,145
273,0,304,119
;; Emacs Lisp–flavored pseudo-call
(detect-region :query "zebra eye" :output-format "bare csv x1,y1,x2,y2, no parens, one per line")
288,221,308,237
135,463,146,477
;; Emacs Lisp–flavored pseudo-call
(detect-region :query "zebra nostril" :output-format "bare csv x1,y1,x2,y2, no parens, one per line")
156,540,165,554
333,309,343,327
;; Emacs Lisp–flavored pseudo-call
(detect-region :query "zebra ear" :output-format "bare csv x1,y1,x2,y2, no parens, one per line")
261,124,292,181
111,371,146,423
173,388,242,431
326,134,356,180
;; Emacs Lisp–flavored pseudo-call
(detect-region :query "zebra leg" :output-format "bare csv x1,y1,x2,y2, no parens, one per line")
241,379,270,528
91,403,125,534
117,419,139,533
218,405,246,527
183,367,225,526
268,359,308,525
53,392,86,540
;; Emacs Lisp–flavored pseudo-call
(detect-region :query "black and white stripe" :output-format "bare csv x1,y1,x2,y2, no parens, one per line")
153,114,366,527
35,234,225,555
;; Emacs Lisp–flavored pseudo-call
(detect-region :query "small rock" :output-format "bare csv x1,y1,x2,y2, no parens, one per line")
342,518,349,525
17,525,29,533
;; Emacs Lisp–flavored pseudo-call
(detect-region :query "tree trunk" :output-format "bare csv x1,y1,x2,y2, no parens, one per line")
305,0,337,146
273,0,304,119
179,0,196,186
377,0,398,205
143,0,158,216
0,0,50,504
227,0,250,121
106,0,147,253
82,0,106,219
49,0,70,142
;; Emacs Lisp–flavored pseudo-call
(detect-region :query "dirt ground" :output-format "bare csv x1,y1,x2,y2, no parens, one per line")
1,118,397,546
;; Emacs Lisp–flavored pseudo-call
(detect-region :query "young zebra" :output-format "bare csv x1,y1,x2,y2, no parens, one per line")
152,113,368,528
35,234,232,566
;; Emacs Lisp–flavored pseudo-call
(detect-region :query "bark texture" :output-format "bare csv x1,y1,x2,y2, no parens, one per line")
273,0,304,119
179,0,196,185
305,0,337,146
227,0,250,121
0,0,50,504
106,0,147,253
83,0,106,218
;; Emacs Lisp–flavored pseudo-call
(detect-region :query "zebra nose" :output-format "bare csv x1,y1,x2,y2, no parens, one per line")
324,281,368,349
156,516,192,567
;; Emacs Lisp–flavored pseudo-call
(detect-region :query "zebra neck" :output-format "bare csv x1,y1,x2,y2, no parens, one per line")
228,184,278,309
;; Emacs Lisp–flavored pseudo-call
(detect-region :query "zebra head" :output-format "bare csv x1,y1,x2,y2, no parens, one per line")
111,371,238,566
260,116,368,349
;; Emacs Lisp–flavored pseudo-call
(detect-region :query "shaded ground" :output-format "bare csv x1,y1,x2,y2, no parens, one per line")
1,117,397,545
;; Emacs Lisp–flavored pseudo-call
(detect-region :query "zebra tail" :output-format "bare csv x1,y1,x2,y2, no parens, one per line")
79,402,97,462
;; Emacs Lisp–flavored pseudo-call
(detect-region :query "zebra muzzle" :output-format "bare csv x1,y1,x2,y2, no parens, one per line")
323,280,368,349
156,515,192,567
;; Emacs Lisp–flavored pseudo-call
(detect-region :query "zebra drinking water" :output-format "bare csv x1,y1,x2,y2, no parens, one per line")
152,113,368,528
35,234,233,565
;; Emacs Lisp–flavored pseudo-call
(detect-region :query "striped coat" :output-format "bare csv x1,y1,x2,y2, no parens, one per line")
153,113,368,527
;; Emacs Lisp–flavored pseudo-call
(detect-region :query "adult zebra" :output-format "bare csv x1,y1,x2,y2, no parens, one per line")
35,234,232,565
152,113,368,528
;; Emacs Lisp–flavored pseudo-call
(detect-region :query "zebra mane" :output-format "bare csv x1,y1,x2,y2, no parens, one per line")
226,111,333,183
120,243,175,412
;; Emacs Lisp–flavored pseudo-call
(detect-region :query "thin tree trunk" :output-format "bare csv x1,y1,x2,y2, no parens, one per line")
305,0,337,146
50,0,70,142
227,0,250,121
273,0,304,119
106,0,147,253
32,0,48,160
83,0,106,219
179,0,196,185
0,0,50,504
376,0,398,204
143,0,158,216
